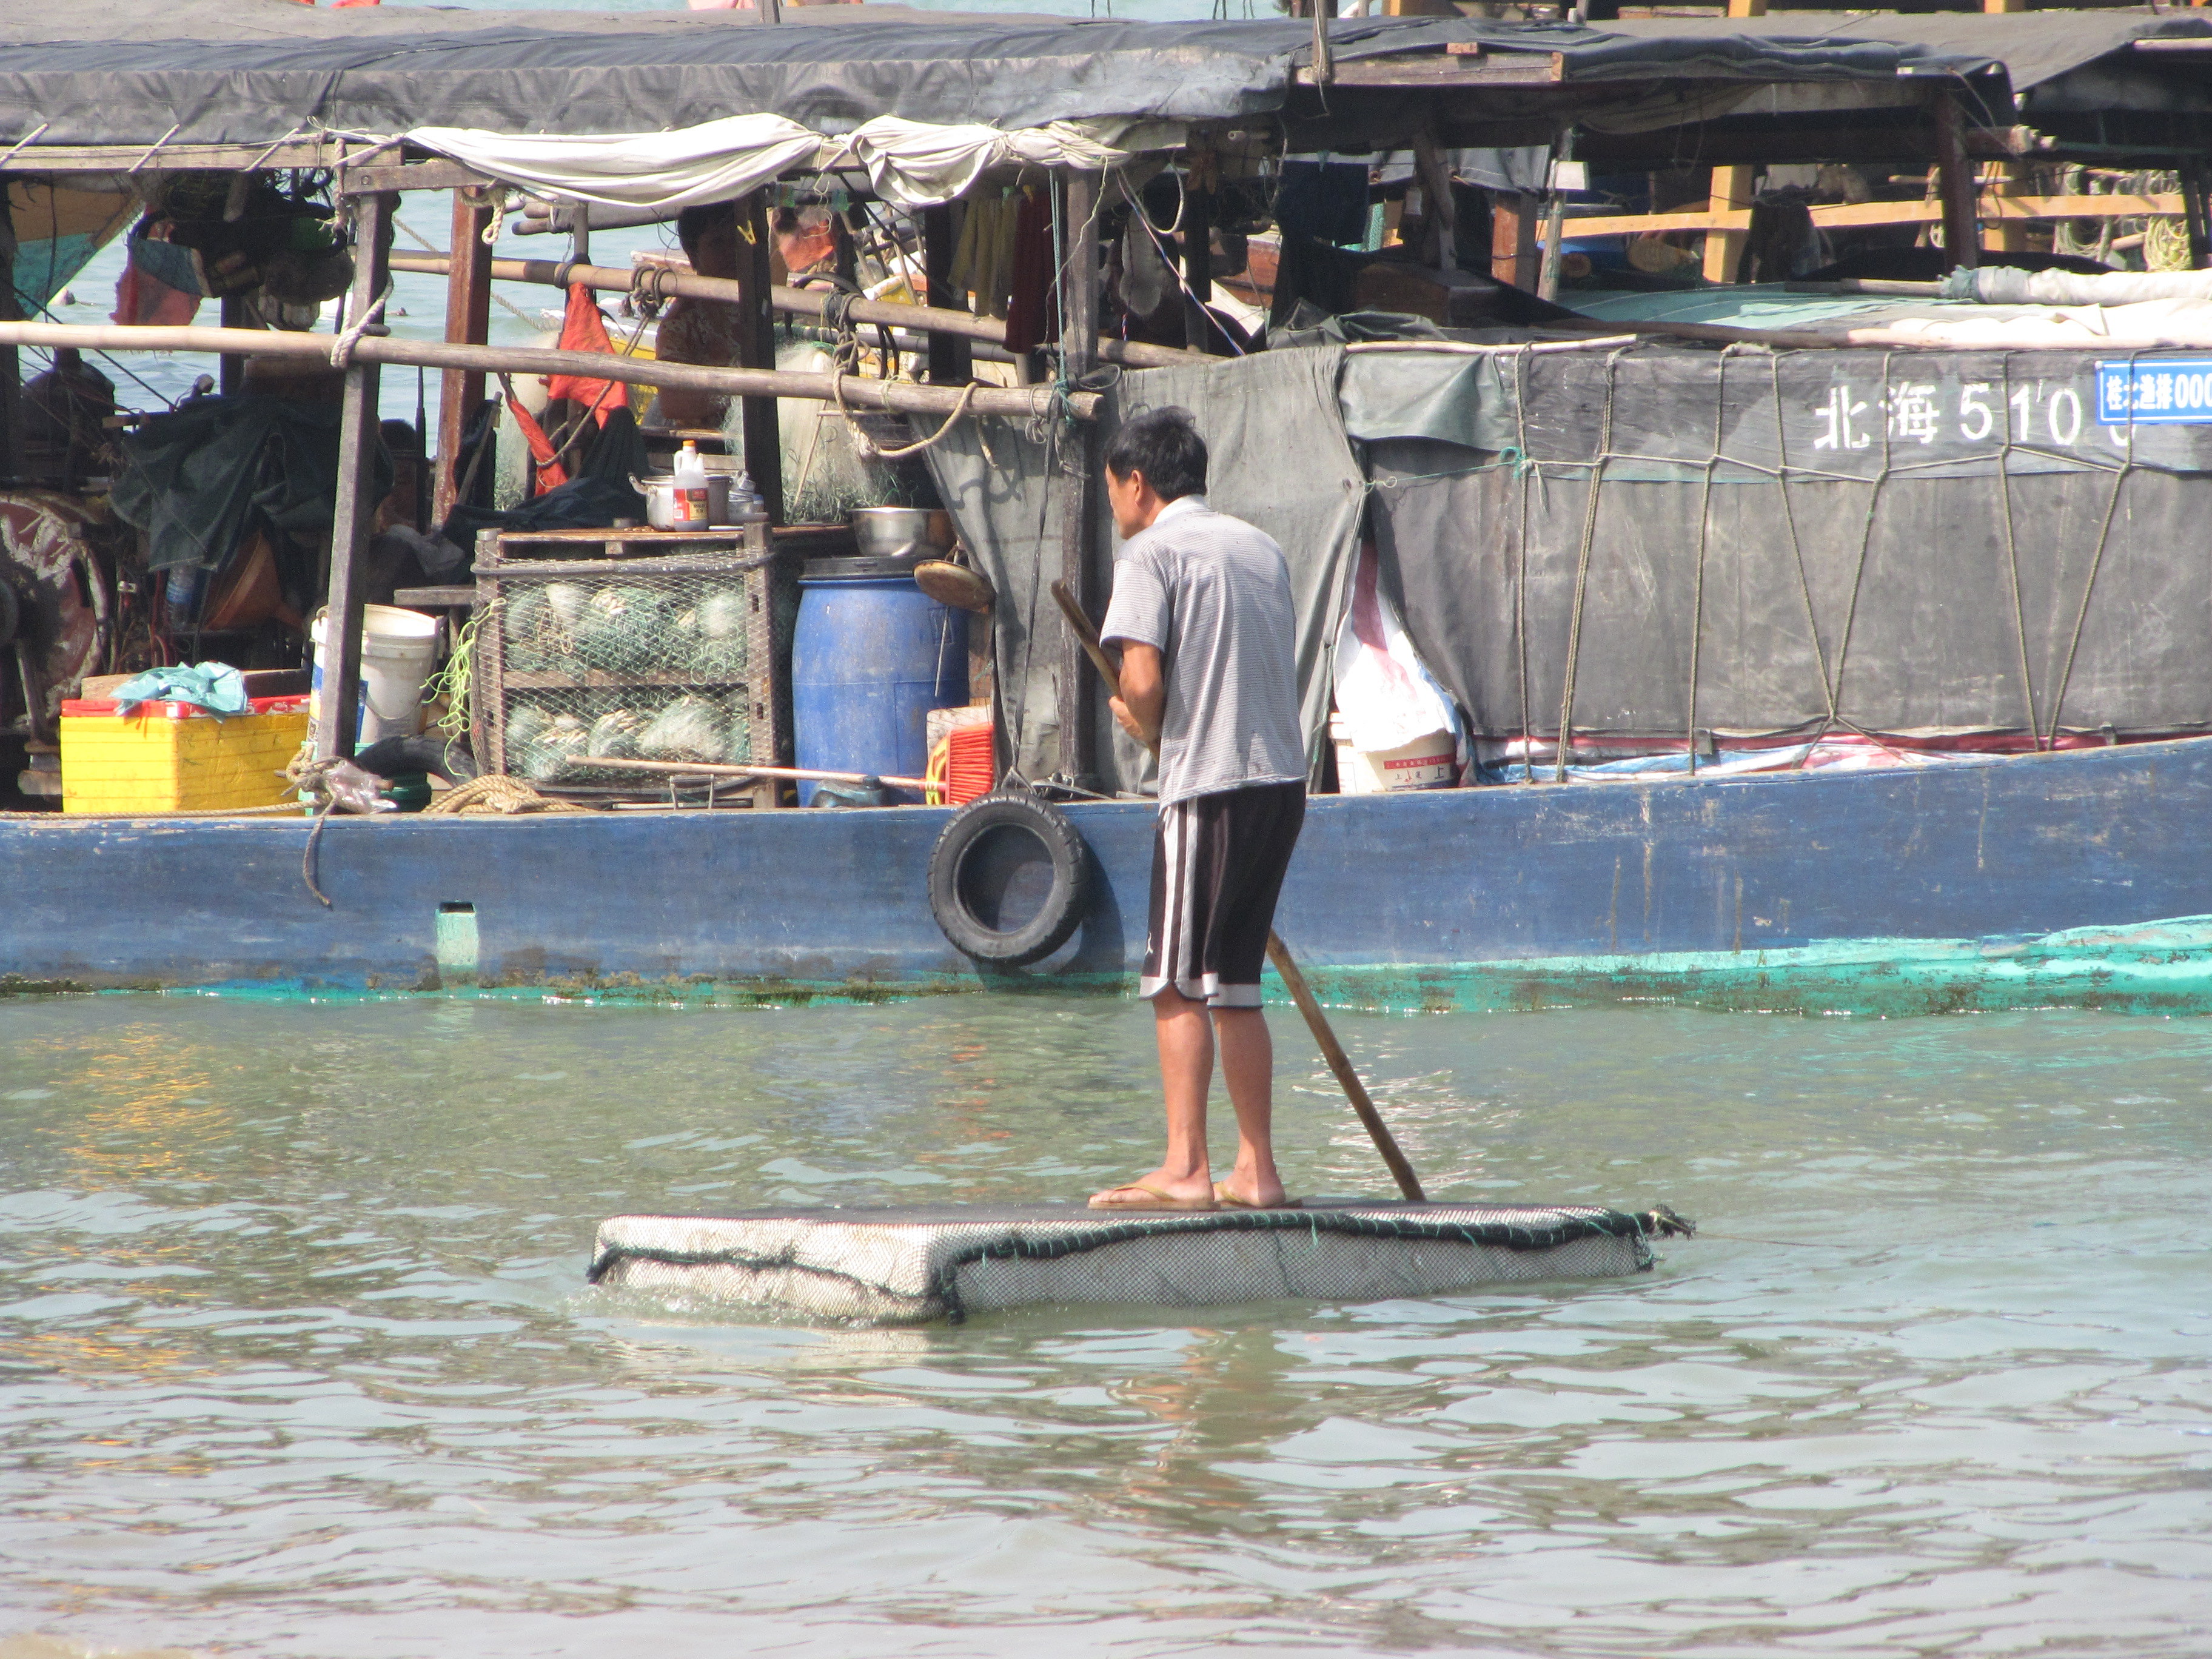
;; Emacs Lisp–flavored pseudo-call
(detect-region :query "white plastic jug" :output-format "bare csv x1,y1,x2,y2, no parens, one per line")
668,440,712,528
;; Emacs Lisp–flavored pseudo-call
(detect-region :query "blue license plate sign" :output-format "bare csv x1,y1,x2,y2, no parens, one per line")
2096,359,2212,425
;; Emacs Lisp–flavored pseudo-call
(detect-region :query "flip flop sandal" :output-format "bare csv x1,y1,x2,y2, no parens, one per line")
1213,1184,1304,1210
1088,1182,1218,1212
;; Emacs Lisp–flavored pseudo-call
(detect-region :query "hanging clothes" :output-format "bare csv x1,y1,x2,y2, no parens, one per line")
1001,186,1059,355
506,394,569,495
544,284,630,426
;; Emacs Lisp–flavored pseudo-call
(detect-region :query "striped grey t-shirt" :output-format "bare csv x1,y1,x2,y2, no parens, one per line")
1100,495,1306,806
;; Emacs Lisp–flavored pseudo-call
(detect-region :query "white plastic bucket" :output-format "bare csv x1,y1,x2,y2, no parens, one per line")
310,604,441,744
1331,716,1456,794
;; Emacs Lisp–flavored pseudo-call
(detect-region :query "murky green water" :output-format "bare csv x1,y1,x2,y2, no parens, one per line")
1,997,2207,1657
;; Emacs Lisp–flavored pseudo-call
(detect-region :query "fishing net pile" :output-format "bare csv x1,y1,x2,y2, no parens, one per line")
588,1201,1683,1324
485,566,769,785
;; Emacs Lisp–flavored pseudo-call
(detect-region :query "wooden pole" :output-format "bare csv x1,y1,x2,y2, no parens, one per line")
318,189,395,762
434,190,495,525
1049,578,1427,1203
217,295,251,395
1413,124,1459,278
735,192,785,525
1985,161,2030,256
1934,87,1982,273
1182,136,1220,355
1700,0,1768,285
1490,192,1538,290
572,755,931,791
0,321,1105,421
0,191,20,485
383,249,1194,370
2185,162,2212,271
920,204,973,384
1057,169,1102,787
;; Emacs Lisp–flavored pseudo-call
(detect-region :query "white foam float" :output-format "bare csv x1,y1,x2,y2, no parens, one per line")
586,1201,1692,1324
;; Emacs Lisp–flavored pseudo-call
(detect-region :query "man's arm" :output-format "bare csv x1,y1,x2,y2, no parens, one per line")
1110,642,1165,749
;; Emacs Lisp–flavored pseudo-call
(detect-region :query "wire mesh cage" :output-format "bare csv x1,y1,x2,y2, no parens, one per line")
475,528,792,800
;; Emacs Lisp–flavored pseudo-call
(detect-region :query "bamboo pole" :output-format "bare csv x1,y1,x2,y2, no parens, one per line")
1049,578,1427,1204
0,321,1101,421
577,756,933,791
383,249,1195,370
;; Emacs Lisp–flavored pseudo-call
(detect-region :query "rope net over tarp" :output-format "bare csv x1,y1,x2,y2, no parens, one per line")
587,1201,1683,1324
1344,340,2212,759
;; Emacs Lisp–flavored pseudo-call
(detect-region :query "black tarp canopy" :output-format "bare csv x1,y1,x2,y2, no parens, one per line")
0,0,2044,151
1605,9,2212,107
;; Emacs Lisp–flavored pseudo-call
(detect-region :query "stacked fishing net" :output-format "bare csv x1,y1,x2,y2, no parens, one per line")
499,580,752,680
494,572,760,785
503,694,754,783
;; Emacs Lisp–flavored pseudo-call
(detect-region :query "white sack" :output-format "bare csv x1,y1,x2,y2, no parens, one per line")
1333,542,1458,755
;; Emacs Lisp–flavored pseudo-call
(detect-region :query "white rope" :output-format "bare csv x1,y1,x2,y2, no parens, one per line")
329,281,393,370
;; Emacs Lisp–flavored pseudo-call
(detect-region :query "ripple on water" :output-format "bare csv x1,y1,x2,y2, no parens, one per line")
1,996,2208,1658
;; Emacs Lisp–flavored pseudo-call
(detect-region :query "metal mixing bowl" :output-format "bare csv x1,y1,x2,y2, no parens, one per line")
848,507,955,564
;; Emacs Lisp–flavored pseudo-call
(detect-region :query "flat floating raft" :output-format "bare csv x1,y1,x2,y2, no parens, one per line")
586,1201,1688,1324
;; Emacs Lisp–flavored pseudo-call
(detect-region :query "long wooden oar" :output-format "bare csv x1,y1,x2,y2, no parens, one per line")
1050,580,1426,1202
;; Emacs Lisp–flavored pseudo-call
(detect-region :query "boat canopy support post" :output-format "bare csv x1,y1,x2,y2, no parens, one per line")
434,187,495,526
737,192,785,525
1934,87,1982,273
1182,133,1220,356
319,189,395,762
1057,167,1102,787
920,204,972,384
1491,192,1538,292
0,191,19,483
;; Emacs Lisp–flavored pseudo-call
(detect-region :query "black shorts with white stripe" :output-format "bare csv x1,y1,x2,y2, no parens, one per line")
1141,780,1307,1008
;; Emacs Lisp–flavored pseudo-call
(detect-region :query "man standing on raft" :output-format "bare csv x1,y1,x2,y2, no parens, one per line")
1088,408,1309,1213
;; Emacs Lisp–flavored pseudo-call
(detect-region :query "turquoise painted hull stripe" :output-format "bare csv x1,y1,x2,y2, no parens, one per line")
12,915,2212,1017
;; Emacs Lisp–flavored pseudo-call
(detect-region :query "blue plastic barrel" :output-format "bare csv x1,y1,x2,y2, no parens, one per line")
792,568,968,804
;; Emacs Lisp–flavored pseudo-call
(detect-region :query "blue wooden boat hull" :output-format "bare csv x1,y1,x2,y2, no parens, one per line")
6,737,2212,1014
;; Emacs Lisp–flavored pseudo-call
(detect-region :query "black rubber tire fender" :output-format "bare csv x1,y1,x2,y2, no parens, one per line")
927,790,1090,967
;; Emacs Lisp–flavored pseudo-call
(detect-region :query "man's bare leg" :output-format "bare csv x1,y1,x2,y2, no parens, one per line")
1212,1007,1285,1207
1090,985,1218,1206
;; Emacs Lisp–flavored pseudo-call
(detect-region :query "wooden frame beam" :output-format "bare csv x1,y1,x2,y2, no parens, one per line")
319,189,395,763
1057,167,1102,788
0,139,344,173
1559,192,2188,241
432,191,495,527
383,249,1194,370
736,191,783,526
0,321,1104,421
1934,89,1982,273
1295,50,1564,87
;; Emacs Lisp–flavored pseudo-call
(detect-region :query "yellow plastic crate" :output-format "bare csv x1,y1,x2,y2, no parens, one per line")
61,695,309,814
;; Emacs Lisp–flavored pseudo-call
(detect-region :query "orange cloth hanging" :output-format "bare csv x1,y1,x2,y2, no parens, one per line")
506,397,569,495
545,283,629,426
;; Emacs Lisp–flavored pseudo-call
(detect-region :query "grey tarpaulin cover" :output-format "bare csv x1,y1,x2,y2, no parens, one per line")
588,1201,1663,1324
1349,343,2212,742
0,2,2027,149
923,348,1364,794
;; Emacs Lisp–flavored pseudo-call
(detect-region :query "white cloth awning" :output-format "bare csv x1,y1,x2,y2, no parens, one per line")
407,115,1184,212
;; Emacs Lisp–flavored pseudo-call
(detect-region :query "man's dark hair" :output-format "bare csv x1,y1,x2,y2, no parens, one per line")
1104,407,1208,501
675,204,731,258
